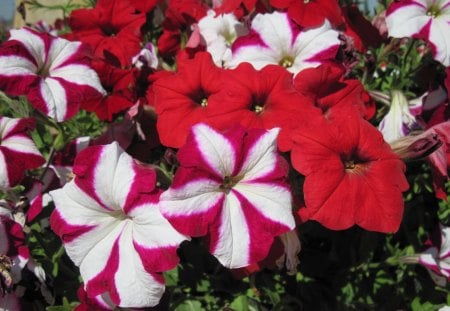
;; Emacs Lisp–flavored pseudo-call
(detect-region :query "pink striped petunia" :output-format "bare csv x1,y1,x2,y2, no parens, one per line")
0,116,45,190
419,224,450,282
228,12,341,75
0,28,105,122
386,0,450,66
160,124,295,269
50,142,188,308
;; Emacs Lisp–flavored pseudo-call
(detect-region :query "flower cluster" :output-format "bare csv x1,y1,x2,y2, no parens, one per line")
0,0,449,309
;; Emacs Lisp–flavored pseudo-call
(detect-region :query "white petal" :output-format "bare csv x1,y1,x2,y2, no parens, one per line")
47,39,81,69
9,28,45,68
50,183,121,265
238,128,279,181
229,46,281,70
0,117,20,139
251,12,293,56
429,18,450,66
0,152,10,190
79,223,124,288
386,4,429,38
51,64,106,94
93,143,134,210
193,124,236,177
160,180,223,216
114,224,165,307
0,55,37,76
292,20,340,70
212,192,250,268
40,78,67,121
2,136,42,156
234,182,295,228
130,203,188,248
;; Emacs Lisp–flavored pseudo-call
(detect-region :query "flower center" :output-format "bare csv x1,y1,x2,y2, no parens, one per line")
279,56,294,68
343,157,368,175
37,62,51,78
220,175,239,193
427,4,441,17
200,98,208,107
110,209,130,221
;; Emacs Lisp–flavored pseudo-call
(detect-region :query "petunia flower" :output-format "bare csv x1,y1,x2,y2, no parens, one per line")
291,112,409,233
0,28,105,122
198,10,249,67
151,52,224,147
269,0,343,28
386,0,450,66
419,224,450,284
0,116,45,190
375,90,424,143
68,0,147,67
228,11,340,75
50,142,188,308
160,124,295,268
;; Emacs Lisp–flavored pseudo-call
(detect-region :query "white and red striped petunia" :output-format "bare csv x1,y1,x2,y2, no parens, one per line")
160,124,295,269
50,142,188,308
0,28,105,122
228,12,340,75
0,116,45,190
386,0,450,66
419,224,450,283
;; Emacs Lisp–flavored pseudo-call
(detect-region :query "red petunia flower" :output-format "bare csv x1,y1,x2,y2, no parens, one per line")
291,112,409,233
207,63,313,151
157,0,207,58
81,60,137,121
151,52,223,147
68,0,146,67
294,63,375,120
269,0,344,29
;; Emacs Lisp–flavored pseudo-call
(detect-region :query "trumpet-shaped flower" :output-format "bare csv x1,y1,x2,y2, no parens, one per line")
0,117,44,190
198,10,248,67
386,0,450,66
50,142,188,308
291,113,409,233
0,28,105,121
377,90,424,143
420,224,450,282
160,124,295,269
229,12,340,75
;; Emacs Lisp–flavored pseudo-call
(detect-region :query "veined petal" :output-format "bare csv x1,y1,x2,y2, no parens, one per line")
234,182,294,229
429,18,450,66
131,203,188,272
9,28,46,68
0,55,37,76
251,12,293,56
0,152,8,190
51,64,106,94
40,78,68,122
113,224,165,307
2,135,42,157
47,39,82,70
160,180,224,236
238,128,279,181
293,20,340,71
386,3,429,38
211,191,250,268
192,124,236,177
